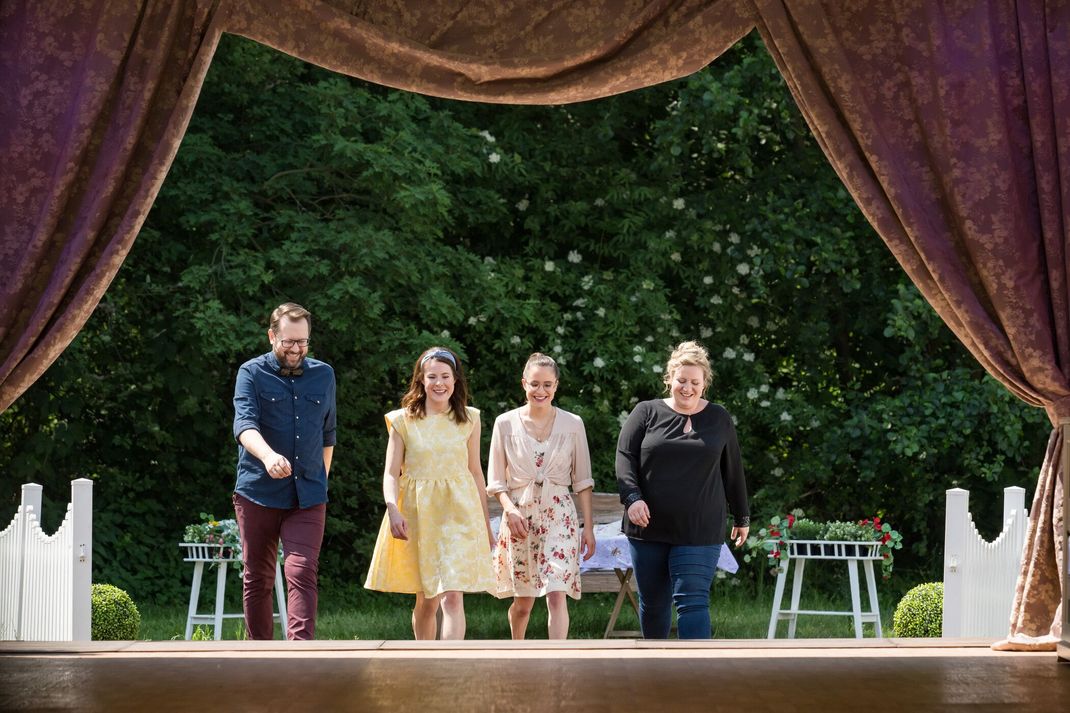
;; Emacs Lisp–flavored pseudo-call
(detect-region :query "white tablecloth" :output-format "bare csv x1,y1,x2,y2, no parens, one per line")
490,518,738,574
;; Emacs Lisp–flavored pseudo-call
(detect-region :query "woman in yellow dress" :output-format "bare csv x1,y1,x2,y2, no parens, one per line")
364,347,495,639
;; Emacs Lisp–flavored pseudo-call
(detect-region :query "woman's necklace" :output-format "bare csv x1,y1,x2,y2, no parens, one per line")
523,406,556,443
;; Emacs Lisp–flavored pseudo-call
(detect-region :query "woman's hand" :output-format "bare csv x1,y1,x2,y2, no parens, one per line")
505,507,529,539
387,504,408,540
730,525,749,547
580,527,596,561
627,499,651,528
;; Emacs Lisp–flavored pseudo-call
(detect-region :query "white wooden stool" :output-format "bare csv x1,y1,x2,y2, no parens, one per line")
767,540,883,639
180,543,286,640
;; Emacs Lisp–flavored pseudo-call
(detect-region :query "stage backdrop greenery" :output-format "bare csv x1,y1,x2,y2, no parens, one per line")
0,34,1048,604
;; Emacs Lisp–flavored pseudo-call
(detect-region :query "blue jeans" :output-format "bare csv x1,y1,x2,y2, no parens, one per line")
628,538,722,639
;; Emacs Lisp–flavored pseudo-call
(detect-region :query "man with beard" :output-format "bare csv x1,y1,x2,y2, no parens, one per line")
232,302,336,640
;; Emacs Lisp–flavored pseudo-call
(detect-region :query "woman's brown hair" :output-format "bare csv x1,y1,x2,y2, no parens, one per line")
400,346,471,423
523,352,560,379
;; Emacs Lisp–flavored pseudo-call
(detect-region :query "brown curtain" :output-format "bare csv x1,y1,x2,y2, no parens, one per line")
750,0,1069,646
223,0,754,104
0,0,226,411
0,0,753,413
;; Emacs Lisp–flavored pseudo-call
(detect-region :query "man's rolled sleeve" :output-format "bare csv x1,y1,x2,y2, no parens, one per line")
233,365,261,442
321,371,337,447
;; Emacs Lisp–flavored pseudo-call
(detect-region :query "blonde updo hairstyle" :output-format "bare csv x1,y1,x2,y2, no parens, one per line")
662,340,713,395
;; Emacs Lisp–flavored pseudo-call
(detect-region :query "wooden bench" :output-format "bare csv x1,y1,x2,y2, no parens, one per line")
488,491,639,637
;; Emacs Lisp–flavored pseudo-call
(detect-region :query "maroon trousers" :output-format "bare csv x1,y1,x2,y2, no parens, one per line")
233,493,326,640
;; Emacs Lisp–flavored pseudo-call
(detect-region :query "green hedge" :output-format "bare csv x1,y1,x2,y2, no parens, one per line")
91,583,141,640
892,582,943,637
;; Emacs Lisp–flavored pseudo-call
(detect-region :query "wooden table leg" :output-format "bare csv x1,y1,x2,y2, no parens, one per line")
604,568,634,638
618,568,640,616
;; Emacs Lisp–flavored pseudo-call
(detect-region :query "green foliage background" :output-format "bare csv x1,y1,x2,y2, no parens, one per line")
0,34,1048,604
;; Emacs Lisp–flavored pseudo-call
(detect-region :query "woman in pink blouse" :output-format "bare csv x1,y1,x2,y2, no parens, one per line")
487,352,597,639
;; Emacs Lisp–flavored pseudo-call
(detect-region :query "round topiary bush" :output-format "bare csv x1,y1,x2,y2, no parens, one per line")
893,582,943,637
91,583,141,640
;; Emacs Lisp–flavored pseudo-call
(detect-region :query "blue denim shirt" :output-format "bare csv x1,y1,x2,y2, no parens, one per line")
232,352,337,509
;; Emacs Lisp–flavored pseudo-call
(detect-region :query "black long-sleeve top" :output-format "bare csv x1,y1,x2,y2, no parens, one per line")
616,399,749,545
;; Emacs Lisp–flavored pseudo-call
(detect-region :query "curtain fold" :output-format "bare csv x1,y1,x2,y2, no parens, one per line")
0,0,226,411
222,0,754,104
750,0,1069,646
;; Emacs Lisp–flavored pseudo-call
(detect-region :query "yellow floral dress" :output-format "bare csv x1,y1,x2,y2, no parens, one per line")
364,406,495,597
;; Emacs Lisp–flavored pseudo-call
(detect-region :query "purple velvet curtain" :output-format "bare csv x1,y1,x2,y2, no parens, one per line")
0,0,1066,646
751,0,1069,645
0,0,224,411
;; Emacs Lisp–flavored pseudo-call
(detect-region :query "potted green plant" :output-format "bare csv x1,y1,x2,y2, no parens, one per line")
785,517,824,556
182,512,242,562
746,512,904,578
821,520,874,557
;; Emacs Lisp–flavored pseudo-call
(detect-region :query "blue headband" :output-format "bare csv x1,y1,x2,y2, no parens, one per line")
421,350,457,368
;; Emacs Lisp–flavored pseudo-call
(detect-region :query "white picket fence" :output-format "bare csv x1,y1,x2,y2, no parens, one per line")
0,480,93,641
942,486,1028,638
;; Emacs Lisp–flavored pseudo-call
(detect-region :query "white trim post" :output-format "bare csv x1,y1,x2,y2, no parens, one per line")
70,479,93,641
21,484,42,520
1002,486,1025,528
942,488,969,638
14,483,42,641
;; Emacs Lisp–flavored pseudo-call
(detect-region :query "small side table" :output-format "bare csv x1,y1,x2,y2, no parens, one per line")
767,540,884,639
180,543,286,640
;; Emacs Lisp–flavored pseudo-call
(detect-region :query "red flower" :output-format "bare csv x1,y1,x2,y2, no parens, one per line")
883,553,890,558
769,528,780,537
773,549,781,559
873,516,882,527
787,514,796,527
882,533,892,544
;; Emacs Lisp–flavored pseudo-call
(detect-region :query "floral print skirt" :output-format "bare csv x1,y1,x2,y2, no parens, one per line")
493,484,581,599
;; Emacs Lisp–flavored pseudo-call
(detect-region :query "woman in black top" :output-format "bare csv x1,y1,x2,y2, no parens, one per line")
616,341,750,638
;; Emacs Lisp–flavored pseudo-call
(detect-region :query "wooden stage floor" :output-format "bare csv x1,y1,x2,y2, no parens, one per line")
1,638,1067,712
